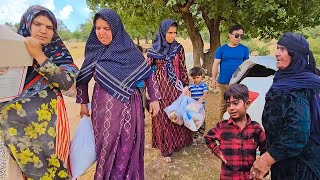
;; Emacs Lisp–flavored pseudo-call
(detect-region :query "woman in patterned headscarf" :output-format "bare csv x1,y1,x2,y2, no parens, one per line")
76,8,160,180
250,32,320,180
0,5,78,180
147,19,192,163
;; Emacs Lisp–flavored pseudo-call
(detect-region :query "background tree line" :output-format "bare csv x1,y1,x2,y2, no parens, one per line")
86,0,320,75
4,0,320,73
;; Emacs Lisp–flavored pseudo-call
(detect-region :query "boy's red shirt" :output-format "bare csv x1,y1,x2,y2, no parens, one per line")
205,115,267,180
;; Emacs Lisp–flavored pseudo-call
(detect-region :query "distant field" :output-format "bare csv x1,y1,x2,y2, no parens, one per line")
66,36,320,68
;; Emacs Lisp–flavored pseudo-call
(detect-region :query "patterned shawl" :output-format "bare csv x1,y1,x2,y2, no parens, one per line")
17,5,75,87
147,19,182,86
76,8,152,102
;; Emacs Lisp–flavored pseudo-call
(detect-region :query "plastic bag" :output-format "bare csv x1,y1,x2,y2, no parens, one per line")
164,94,205,131
70,115,96,179
164,94,187,125
183,101,205,131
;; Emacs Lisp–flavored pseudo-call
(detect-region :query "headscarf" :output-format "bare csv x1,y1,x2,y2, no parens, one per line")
271,32,320,90
17,5,75,87
76,8,152,102
147,19,182,86
271,32,320,145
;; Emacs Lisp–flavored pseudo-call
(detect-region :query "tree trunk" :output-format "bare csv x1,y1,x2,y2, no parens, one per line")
179,11,204,68
201,12,221,76
172,1,221,75
136,37,140,45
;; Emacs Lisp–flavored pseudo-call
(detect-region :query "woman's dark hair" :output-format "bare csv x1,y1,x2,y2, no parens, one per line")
94,14,106,25
228,24,244,34
135,44,143,52
190,67,203,77
224,84,249,102
171,22,178,28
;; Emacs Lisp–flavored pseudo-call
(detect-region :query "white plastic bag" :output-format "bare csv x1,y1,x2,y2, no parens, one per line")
164,82,205,131
164,94,186,125
182,101,205,131
70,115,96,179
164,94,205,131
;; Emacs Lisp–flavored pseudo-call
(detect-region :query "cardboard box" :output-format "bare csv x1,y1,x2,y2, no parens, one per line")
0,26,33,102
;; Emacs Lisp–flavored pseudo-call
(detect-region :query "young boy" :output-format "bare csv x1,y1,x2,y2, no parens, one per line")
188,67,208,145
204,84,266,180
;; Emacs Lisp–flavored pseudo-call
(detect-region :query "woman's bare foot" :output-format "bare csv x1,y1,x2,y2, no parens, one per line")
163,156,172,163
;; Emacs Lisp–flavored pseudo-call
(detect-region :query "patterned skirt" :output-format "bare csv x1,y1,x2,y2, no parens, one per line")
91,83,145,180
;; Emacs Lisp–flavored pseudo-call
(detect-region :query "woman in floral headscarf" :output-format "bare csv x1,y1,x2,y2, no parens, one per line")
250,32,320,180
0,5,78,180
147,19,192,162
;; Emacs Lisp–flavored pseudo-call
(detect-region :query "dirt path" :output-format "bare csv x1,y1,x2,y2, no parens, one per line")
66,92,223,180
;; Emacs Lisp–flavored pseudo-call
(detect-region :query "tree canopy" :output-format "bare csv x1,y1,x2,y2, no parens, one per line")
86,0,178,43
86,0,320,74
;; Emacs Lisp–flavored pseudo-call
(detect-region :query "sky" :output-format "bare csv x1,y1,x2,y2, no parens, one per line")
0,0,92,32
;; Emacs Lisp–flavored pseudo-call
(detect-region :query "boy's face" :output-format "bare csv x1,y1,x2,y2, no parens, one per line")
192,75,202,85
226,96,251,120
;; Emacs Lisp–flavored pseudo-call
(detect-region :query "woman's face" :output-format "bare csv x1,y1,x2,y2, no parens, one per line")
30,15,54,45
275,45,292,69
95,18,112,46
165,26,177,44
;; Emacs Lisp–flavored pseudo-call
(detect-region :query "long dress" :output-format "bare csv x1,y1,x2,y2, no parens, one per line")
148,47,193,157
76,73,160,180
263,89,320,179
0,60,78,179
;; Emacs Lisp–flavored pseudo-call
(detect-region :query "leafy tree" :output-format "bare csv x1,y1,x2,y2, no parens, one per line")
4,22,19,31
79,19,93,41
57,19,68,31
56,19,73,41
86,0,320,75
72,31,82,41
86,0,176,45
303,26,320,39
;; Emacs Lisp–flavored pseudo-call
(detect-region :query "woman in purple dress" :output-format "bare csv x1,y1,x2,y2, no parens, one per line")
76,8,160,180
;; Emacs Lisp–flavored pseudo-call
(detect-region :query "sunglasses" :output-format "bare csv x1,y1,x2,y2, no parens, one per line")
232,34,244,39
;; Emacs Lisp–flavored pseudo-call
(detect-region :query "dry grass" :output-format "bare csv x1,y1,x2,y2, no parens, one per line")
65,93,222,180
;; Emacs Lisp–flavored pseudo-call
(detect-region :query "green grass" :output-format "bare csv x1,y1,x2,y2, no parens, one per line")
242,37,320,66
308,38,320,66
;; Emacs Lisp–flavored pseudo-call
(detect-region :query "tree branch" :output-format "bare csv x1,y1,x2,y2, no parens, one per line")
181,0,194,13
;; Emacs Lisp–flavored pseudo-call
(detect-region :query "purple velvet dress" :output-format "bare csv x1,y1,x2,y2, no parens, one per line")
76,73,159,180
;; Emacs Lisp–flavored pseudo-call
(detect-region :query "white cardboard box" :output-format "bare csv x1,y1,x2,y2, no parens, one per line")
0,26,33,102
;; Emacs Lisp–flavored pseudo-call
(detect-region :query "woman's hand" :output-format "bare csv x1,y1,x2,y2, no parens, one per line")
25,37,47,65
149,101,160,117
182,86,191,96
80,104,90,118
250,152,276,180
